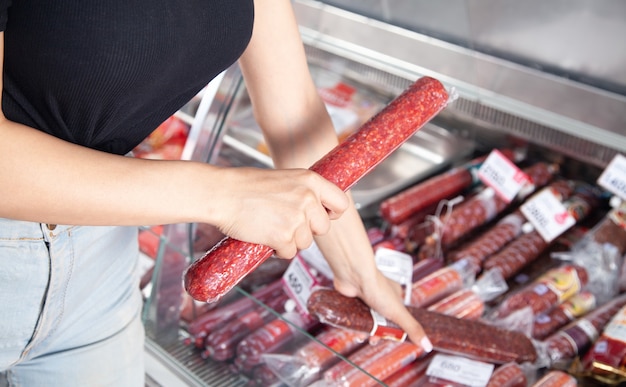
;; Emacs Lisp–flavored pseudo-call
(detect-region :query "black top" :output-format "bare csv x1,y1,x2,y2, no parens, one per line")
0,0,254,154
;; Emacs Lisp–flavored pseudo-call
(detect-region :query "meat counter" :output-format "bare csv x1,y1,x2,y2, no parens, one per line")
139,1,626,386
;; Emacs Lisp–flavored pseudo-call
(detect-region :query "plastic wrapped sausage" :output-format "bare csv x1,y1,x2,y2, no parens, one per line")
531,370,577,387
484,189,598,280
441,162,556,246
580,303,626,384
542,293,626,365
184,76,450,303
493,264,589,319
383,356,433,387
409,259,475,308
428,268,508,320
379,152,512,225
486,362,527,387
307,287,538,364
184,279,285,348
449,180,575,272
532,291,596,340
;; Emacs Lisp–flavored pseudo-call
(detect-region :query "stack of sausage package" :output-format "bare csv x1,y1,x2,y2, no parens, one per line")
176,145,626,386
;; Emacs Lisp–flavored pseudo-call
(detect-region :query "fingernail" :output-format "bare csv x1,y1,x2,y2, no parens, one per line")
420,336,433,353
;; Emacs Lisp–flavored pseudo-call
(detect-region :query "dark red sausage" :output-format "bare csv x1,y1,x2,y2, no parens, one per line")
184,76,449,303
307,288,537,364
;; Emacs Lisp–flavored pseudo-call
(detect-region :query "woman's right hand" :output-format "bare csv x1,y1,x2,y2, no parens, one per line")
204,166,349,259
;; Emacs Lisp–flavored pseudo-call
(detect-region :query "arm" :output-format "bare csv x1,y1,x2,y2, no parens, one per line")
238,0,431,350
0,32,346,258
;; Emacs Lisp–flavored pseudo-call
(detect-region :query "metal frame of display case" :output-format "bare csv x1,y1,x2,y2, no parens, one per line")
143,1,626,385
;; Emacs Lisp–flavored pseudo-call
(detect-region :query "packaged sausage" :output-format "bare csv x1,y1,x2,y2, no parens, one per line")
379,153,503,225
486,362,527,387
531,370,577,387
484,187,598,281
409,259,476,308
580,304,626,384
419,162,558,260
261,326,368,386
383,355,433,387
184,279,285,348
493,264,589,319
307,287,538,364
184,76,451,303
202,291,289,361
542,293,626,366
532,291,597,340
234,309,319,373
428,268,508,320
449,180,575,272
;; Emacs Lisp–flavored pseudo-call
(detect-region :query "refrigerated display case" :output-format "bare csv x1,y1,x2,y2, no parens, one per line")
141,1,626,385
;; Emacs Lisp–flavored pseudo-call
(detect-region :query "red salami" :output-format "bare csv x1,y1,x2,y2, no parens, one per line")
543,293,626,364
450,180,575,271
486,362,527,387
307,288,537,364
184,76,450,303
380,154,495,225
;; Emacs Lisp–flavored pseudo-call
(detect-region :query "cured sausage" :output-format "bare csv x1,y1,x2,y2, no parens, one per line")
543,293,626,364
380,153,497,225
450,180,575,271
532,291,596,340
581,304,626,382
531,370,577,387
493,265,588,319
383,356,432,387
307,287,537,364
484,189,598,280
184,76,450,303
184,279,284,348
417,162,558,260
486,362,527,387
409,260,474,308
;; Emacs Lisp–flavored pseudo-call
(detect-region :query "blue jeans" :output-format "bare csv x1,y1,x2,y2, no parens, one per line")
0,219,144,386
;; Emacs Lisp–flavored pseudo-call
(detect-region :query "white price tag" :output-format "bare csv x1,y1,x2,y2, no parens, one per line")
598,154,626,201
477,150,529,203
521,188,576,242
282,256,319,314
426,354,494,387
375,247,414,305
299,242,334,280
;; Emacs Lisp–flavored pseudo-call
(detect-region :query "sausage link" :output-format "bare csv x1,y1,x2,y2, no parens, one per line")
543,293,626,364
307,288,537,364
184,76,449,303
486,362,527,387
494,265,588,319
532,291,596,340
531,370,577,387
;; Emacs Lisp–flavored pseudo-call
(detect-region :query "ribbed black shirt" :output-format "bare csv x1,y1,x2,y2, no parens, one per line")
0,0,254,155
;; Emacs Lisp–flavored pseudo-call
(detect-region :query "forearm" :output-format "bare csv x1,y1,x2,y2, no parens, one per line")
0,118,219,226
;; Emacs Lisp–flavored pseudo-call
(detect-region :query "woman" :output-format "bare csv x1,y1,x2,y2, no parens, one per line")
0,0,430,385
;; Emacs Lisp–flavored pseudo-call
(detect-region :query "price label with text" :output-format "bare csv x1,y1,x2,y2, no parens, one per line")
282,255,319,314
598,154,626,201
477,149,529,202
375,247,414,305
426,354,494,387
521,188,576,242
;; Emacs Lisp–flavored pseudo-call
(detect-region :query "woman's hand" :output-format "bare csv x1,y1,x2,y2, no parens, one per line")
207,166,349,259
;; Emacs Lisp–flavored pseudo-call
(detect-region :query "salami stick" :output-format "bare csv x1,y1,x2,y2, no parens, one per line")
307,288,537,364
184,77,450,303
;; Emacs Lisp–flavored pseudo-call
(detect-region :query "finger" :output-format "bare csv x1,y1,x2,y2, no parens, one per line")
308,205,332,236
293,223,314,251
318,181,349,220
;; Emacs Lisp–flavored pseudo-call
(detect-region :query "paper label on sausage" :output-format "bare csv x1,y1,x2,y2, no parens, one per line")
602,306,626,343
521,188,576,242
375,247,414,305
598,154,626,201
477,149,529,203
560,292,596,320
369,309,407,342
539,266,582,303
282,255,319,314
426,353,494,387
